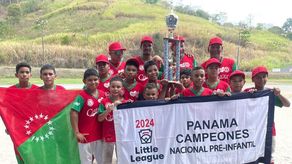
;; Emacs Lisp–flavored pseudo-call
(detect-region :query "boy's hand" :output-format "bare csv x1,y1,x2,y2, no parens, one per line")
106,104,115,112
273,88,281,96
247,88,257,93
76,132,89,143
114,100,122,106
213,91,231,97
161,79,169,86
171,94,180,100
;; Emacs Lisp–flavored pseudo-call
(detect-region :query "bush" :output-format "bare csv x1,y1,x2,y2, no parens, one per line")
61,35,71,45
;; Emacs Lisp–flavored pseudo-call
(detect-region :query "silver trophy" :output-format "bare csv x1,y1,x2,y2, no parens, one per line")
164,9,180,81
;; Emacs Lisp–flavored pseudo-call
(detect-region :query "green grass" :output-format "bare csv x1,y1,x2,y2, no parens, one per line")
0,0,291,70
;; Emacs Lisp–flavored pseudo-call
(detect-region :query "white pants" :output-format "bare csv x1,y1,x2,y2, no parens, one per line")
271,136,276,163
102,142,116,164
78,140,103,164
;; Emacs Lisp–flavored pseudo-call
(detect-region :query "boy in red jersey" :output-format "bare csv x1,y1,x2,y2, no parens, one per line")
244,66,290,164
108,42,126,77
70,68,104,164
144,60,169,99
9,62,38,89
143,83,159,100
123,58,143,102
203,58,231,96
181,66,213,97
135,36,154,84
170,36,198,70
38,64,65,90
180,68,192,89
98,76,127,164
201,37,237,82
229,70,246,93
96,54,111,96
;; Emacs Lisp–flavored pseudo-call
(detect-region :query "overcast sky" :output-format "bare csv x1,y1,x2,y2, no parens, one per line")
173,0,291,27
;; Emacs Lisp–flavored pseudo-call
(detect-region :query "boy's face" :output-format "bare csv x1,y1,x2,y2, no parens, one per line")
96,62,109,76
83,75,99,91
209,44,222,60
143,88,158,100
206,64,219,78
171,42,185,55
109,50,123,65
110,81,123,97
252,73,268,90
191,69,205,88
141,42,153,56
125,65,138,80
146,65,158,81
230,76,245,93
16,67,32,83
180,74,191,88
40,69,56,86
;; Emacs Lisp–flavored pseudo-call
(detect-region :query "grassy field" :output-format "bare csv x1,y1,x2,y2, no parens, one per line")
0,0,291,70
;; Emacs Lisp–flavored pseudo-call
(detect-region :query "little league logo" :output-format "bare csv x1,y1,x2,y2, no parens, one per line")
180,62,190,68
139,129,152,144
104,82,110,88
130,91,139,98
139,65,144,71
87,99,94,107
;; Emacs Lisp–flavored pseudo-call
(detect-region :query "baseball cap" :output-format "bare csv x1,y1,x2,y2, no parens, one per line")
109,42,126,51
95,54,109,64
205,58,221,68
229,70,245,80
209,37,223,46
126,58,139,69
252,66,268,78
140,36,153,46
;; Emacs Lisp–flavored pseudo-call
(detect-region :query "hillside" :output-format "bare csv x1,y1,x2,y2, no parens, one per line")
0,0,291,70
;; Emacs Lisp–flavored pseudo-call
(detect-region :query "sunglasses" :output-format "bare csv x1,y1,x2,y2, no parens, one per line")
110,50,123,56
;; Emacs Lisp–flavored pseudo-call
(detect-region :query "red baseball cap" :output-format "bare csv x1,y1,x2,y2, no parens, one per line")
229,70,245,80
209,37,223,46
109,42,126,51
140,36,153,46
252,66,268,78
205,58,221,68
95,54,109,64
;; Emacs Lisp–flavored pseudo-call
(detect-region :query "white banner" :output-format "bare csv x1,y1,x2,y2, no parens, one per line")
114,95,271,164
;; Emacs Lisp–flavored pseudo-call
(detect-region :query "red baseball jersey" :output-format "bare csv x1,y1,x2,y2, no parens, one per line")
109,61,126,77
38,85,66,90
9,83,38,89
181,87,213,97
201,57,237,83
98,98,127,142
203,80,231,92
71,90,105,143
180,54,198,70
97,76,111,97
123,81,143,102
134,56,148,84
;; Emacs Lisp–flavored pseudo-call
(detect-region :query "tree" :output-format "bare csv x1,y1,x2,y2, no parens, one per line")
282,18,292,33
268,26,284,36
145,0,159,4
35,19,48,64
7,3,21,24
195,9,210,20
211,12,227,25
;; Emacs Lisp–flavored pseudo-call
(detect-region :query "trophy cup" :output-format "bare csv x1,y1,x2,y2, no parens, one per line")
164,9,180,81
